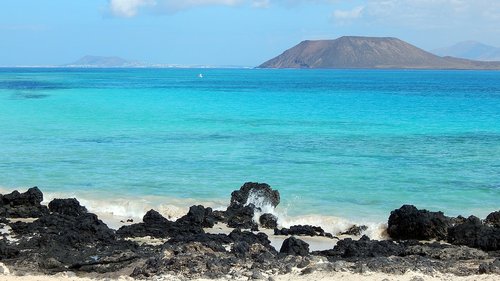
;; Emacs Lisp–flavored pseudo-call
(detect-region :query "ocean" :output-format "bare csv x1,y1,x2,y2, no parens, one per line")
0,68,499,234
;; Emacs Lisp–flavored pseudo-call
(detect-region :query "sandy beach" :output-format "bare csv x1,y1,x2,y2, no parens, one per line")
1,270,499,281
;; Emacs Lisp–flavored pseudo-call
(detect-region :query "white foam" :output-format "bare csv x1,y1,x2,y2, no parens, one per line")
243,188,387,240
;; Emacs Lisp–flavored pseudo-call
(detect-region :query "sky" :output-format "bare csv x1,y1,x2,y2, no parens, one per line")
1,0,499,66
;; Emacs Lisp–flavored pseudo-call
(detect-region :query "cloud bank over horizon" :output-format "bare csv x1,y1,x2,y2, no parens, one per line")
108,0,500,27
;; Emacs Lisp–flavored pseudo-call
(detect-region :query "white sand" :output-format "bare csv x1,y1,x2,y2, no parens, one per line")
0,271,498,281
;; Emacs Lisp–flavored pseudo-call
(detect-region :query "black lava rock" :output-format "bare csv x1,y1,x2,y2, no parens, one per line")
116,209,204,239
447,216,500,251
48,198,88,217
274,225,332,238
177,205,217,228
485,211,500,228
387,205,451,241
0,239,19,259
333,235,405,258
279,236,309,256
226,205,257,229
340,225,368,236
229,182,280,209
259,213,278,229
479,258,500,274
0,187,49,218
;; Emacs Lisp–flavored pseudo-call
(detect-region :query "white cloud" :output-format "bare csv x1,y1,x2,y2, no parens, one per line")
109,0,155,17
332,6,364,22
108,0,250,17
106,0,500,24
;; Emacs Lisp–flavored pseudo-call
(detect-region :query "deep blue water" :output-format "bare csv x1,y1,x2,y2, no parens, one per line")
0,68,499,222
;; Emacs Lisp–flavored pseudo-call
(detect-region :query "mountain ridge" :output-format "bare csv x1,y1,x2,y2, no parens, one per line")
259,36,500,69
431,41,500,61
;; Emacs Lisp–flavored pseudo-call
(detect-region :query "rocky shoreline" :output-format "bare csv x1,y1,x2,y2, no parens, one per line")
1,182,499,280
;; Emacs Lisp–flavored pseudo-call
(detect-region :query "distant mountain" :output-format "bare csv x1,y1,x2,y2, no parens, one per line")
258,36,500,69
431,41,500,61
64,55,146,67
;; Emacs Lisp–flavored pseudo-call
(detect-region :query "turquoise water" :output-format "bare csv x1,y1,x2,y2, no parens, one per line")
0,68,499,222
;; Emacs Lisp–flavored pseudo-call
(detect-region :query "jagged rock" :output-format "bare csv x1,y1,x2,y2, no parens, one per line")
177,205,216,228
404,243,488,260
387,205,451,241
228,229,274,250
229,182,280,209
274,225,333,238
132,242,235,279
332,235,404,258
116,209,204,239
339,225,368,236
259,213,278,229
0,239,19,259
10,212,115,246
226,205,257,229
485,211,500,228
0,187,49,218
447,216,500,251
280,237,309,256
223,183,280,230
479,258,500,274
48,198,88,217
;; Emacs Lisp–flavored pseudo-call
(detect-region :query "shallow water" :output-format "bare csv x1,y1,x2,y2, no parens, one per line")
0,68,499,226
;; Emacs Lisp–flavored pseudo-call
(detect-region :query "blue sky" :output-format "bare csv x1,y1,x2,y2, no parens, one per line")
1,0,499,66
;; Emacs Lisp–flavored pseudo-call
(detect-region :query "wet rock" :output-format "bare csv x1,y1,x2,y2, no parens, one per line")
259,213,278,229
280,237,309,256
339,225,368,236
447,216,500,251
48,198,87,217
224,182,280,230
387,205,451,241
479,258,500,274
0,187,49,218
226,205,257,229
485,211,500,228
274,225,333,238
229,182,280,209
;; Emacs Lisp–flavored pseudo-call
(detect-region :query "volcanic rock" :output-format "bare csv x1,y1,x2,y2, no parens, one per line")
485,211,500,228
116,209,204,239
0,187,48,218
340,225,368,236
259,213,278,229
48,198,88,217
177,205,217,228
333,235,404,258
226,204,257,229
447,216,500,251
275,225,333,238
280,237,309,256
387,205,451,240
229,182,280,209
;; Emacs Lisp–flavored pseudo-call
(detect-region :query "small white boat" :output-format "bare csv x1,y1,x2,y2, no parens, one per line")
198,73,203,78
